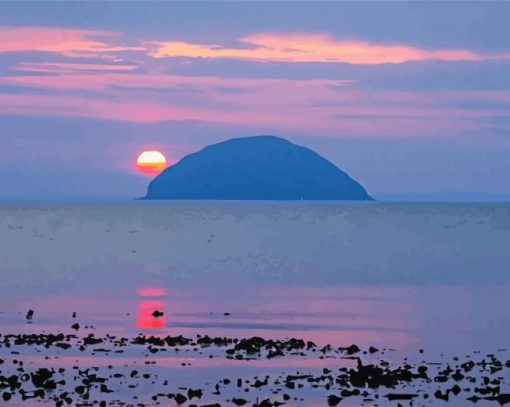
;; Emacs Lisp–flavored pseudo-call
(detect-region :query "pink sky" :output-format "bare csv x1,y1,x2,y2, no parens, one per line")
1,24,509,138
149,33,510,64
1,1,510,198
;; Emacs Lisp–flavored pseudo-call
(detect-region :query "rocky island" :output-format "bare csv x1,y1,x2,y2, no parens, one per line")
144,135,373,200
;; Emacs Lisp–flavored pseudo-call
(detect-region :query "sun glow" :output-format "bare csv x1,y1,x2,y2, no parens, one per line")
136,150,167,175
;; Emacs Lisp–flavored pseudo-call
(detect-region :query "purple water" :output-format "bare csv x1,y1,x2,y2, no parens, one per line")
1,202,510,405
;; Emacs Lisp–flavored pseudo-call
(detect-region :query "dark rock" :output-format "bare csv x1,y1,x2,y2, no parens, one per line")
327,394,342,406
486,394,510,405
340,344,361,355
434,390,450,401
144,136,373,201
385,393,418,400
187,388,203,399
83,335,102,346
340,389,360,397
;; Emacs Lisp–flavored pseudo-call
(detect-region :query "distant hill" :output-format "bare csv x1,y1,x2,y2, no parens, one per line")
144,136,373,200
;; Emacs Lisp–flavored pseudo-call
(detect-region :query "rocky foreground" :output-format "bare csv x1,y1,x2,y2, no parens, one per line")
1,330,510,406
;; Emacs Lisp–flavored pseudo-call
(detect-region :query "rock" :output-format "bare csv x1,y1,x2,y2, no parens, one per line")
340,344,361,355
152,310,164,318
174,393,187,404
385,393,418,400
187,388,203,399
144,136,373,201
327,394,342,406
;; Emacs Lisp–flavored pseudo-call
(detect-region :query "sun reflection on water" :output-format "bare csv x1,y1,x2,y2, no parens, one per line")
136,286,166,329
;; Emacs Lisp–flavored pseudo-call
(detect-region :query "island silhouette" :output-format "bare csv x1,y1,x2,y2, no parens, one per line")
144,135,373,200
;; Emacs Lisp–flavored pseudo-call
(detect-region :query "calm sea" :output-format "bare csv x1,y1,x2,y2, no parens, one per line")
1,201,509,405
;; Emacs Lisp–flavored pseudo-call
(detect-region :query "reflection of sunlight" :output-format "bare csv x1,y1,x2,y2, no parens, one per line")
137,287,165,297
136,287,166,329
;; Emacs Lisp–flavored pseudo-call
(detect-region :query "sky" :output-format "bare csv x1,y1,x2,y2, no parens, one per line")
1,1,509,200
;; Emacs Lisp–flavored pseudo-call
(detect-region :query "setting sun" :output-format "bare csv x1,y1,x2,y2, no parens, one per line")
136,150,167,175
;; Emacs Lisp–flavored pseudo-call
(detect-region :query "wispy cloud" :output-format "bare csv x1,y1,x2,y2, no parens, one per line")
3,25,509,66
148,33,510,64
1,25,510,139
2,2,510,197
0,26,144,58
15,62,140,73
1,80,503,139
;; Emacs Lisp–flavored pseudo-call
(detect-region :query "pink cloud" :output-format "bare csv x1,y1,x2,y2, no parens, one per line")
0,70,350,94
0,91,315,127
3,26,508,66
15,62,139,73
148,33,510,64
0,26,144,57
1,40,509,138
0,87,496,139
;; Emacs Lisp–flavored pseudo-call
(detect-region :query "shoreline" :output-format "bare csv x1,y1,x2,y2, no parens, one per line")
1,330,510,406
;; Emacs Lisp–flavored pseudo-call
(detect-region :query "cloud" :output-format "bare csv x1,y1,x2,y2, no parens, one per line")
2,3,510,198
4,25,509,71
1,86,501,139
14,62,140,73
0,91,312,129
0,26,144,58
1,26,510,139
148,33,510,65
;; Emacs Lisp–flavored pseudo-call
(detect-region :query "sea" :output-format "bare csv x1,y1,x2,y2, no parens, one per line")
0,201,509,406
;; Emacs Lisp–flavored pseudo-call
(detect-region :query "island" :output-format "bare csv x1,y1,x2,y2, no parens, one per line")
143,135,373,200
